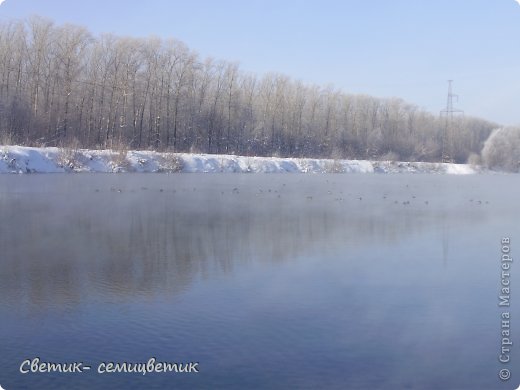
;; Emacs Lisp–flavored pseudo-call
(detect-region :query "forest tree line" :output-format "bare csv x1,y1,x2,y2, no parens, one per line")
0,17,498,162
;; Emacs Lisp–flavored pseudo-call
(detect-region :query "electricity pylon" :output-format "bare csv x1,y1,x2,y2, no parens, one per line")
440,80,464,163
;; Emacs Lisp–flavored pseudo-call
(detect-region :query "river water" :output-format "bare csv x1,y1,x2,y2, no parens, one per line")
0,174,518,389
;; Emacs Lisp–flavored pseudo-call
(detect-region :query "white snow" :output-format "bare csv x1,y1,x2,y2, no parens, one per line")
0,145,481,174
444,163,475,175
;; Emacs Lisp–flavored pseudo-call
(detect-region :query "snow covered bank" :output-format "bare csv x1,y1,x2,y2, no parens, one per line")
0,145,479,174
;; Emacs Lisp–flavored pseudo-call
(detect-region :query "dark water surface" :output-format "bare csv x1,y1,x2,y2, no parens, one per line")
0,174,518,389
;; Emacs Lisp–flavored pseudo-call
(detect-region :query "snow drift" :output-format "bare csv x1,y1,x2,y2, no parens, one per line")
0,145,478,174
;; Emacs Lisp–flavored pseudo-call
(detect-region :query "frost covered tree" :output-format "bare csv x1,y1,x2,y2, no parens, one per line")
481,127,520,172
0,17,497,163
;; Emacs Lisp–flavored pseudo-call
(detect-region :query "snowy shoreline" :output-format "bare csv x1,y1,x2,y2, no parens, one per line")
0,145,479,174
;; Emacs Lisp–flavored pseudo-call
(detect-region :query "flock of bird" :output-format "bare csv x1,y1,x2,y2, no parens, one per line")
94,183,491,207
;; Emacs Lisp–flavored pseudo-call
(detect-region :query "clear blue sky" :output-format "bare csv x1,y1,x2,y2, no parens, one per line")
1,0,519,125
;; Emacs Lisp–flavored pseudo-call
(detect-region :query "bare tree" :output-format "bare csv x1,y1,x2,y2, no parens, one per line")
0,17,497,163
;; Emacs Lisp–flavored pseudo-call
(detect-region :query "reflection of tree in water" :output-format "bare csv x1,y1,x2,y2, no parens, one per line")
0,187,486,310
